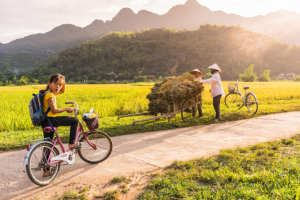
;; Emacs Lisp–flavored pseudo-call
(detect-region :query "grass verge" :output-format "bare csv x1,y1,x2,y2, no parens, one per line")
138,134,300,199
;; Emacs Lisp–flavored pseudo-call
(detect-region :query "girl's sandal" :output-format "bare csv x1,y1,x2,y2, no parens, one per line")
70,142,83,150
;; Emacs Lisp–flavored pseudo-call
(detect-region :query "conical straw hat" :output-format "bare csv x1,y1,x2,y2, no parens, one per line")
208,63,221,72
189,69,203,77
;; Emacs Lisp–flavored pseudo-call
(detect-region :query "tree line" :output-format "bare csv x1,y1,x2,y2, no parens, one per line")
1,24,300,84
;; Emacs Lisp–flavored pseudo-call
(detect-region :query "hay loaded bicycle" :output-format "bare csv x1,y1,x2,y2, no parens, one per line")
24,102,113,186
118,95,203,124
225,79,258,114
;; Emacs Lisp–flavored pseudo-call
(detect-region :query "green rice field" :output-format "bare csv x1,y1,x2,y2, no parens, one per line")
1,81,300,151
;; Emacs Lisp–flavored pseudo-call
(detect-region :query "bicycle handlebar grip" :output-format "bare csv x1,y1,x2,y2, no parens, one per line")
65,102,74,104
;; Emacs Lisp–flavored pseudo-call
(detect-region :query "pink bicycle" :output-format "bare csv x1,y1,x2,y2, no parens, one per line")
24,102,113,186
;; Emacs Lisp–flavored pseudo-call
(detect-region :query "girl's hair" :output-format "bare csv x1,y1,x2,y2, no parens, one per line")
41,74,65,93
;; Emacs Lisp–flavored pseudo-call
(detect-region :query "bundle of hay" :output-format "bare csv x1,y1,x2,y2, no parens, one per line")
147,73,204,113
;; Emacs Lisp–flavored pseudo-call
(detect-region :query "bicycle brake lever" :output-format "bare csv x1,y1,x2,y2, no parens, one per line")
70,109,79,117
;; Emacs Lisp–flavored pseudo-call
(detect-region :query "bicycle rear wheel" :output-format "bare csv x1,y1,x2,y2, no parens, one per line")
225,93,244,109
26,142,60,186
246,93,258,114
78,131,113,164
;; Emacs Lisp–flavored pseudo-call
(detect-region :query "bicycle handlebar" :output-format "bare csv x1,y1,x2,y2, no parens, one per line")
65,102,79,116
65,101,78,108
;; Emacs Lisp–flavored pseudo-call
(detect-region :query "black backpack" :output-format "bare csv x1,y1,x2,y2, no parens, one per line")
28,91,50,126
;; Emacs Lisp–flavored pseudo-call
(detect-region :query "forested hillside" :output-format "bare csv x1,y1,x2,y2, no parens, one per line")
1,0,300,75
32,24,300,82
0,51,58,75
1,0,300,54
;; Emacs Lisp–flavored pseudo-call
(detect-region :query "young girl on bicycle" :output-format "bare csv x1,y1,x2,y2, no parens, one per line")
201,64,225,122
41,74,81,150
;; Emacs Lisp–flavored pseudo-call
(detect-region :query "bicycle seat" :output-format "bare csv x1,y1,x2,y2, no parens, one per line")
43,126,58,133
243,86,250,90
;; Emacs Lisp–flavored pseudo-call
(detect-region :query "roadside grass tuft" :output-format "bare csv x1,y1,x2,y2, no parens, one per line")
56,189,87,200
101,190,120,200
79,185,90,193
121,188,130,194
139,135,300,199
52,185,90,200
111,175,131,184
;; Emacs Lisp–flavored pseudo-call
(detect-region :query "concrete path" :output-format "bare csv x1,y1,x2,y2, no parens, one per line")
1,112,300,200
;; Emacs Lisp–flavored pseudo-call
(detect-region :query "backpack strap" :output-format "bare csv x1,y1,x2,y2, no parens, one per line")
44,91,51,96
43,91,56,132
44,107,51,116
46,116,56,133
45,108,55,133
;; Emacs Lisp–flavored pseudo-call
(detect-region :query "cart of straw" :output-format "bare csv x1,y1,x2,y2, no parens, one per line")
118,73,204,124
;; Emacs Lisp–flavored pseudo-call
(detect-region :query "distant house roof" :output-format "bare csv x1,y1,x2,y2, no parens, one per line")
107,72,118,78
146,75,155,79
286,73,296,77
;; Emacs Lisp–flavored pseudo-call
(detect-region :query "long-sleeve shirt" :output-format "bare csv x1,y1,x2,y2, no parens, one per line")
194,77,202,82
201,73,225,97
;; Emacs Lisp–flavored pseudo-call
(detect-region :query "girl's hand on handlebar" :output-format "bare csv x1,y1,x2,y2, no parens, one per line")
66,107,74,113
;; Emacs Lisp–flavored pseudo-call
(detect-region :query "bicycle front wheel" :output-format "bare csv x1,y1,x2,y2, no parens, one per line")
225,93,244,109
26,142,60,186
246,93,258,114
78,131,113,164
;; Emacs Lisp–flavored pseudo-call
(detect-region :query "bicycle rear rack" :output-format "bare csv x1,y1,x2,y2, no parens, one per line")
25,137,52,143
25,137,53,151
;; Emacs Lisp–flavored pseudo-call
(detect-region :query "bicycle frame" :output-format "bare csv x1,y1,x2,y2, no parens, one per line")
231,79,247,104
235,88,246,103
228,79,258,107
24,102,96,166
46,122,96,165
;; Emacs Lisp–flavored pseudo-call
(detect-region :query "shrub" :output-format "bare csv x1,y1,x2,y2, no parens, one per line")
204,72,212,79
157,77,163,82
294,75,300,82
133,76,147,82
88,80,99,84
258,70,271,82
238,64,257,82
101,79,107,84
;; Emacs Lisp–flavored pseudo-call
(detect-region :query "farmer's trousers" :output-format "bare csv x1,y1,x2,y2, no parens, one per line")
42,116,79,144
213,95,222,119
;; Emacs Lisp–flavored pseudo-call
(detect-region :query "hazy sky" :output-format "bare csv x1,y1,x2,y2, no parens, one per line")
0,0,299,44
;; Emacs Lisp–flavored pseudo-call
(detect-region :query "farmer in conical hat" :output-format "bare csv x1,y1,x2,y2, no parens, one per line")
201,64,225,122
189,69,203,82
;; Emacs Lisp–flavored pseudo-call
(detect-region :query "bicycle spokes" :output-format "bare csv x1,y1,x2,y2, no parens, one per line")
26,143,60,186
78,132,112,164
225,93,243,109
246,93,258,114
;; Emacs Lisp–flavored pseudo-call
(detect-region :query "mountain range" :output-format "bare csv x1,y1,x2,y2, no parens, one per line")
1,0,300,54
